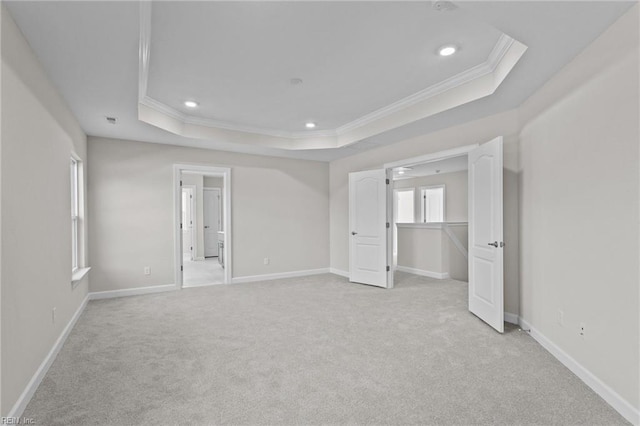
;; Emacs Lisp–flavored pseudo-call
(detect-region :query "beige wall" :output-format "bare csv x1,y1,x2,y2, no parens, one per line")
88,137,330,291
1,8,88,414
393,170,468,222
519,6,639,409
397,227,445,273
329,110,521,315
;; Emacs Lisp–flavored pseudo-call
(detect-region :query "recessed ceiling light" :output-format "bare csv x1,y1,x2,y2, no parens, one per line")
305,122,316,129
184,100,199,108
398,171,405,175
438,45,457,57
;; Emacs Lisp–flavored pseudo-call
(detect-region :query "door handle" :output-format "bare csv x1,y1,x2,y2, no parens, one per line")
351,231,358,235
488,241,498,247
204,226,210,229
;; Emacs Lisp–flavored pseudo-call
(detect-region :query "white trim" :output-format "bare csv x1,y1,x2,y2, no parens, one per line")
231,268,329,284
329,268,349,278
88,284,175,300
519,317,639,425
503,312,519,325
395,265,450,280
7,294,89,418
71,267,91,283
396,222,467,229
384,145,477,170
137,4,523,144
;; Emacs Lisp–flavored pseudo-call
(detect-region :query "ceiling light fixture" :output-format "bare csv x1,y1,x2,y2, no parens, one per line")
184,100,199,108
438,45,457,57
305,122,316,129
398,171,405,175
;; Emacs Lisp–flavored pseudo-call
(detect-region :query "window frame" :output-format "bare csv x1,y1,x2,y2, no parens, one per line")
420,185,446,223
70,155,80,273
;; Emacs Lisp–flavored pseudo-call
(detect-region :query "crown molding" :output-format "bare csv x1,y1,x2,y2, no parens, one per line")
137,3,525,149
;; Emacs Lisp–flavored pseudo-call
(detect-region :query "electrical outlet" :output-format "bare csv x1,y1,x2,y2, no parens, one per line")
263,258,270,265
558,310,564,327
579,322,586,338
144,266,151,275
52,307,56,324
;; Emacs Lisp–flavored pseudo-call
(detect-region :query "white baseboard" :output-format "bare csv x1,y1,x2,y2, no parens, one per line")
88,284,176,300
504,312,519,325
519,317,639,425
329,268,349,278
395,265,450,279
232,268,329,284
7,294,90,418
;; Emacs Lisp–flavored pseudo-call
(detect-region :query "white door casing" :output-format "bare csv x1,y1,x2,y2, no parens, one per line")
468,137,504,333
349,169,389,288
204,188,220,257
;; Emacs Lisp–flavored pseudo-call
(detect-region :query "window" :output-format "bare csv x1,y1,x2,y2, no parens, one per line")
393,188,415,256
420,186,445,223
71,157,79,272
394,188,415,223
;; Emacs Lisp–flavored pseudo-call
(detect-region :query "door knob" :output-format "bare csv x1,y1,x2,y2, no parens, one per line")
204,226,210,229
351,231,358,235
487,241,498,247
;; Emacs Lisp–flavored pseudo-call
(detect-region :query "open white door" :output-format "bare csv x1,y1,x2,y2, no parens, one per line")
349,169,389,288
204,188,220,257
468,137,504,333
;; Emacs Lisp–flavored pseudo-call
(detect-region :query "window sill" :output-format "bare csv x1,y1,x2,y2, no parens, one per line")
71,267,91,286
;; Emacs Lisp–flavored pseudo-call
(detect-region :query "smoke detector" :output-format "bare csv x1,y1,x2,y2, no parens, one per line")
432,1,457,12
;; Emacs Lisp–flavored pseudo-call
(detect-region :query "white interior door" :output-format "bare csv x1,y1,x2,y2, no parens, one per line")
468,137,504,333
349,169,389,288
181,188,194,259
204,188,220,257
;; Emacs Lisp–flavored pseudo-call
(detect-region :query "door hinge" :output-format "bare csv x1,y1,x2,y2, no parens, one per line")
500,242,505,248
190,246,192,250
386,266,390,272
386,222,390,228
180,265,183,271
190,195,192,199
386,178,390,184
180,180,183,186
180,223,183,229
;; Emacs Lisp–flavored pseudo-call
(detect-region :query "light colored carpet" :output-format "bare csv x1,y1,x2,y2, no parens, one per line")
24,272,627,425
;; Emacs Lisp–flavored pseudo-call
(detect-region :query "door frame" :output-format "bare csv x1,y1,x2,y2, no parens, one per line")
383,144,480,287
203,187,222,257
173,164,232,288
181,185,196,261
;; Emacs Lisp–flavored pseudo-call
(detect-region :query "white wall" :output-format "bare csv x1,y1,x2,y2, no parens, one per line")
1,8,88,414
519,6,639,412
88,137,329,292
329,110,521,315
393,170,468,222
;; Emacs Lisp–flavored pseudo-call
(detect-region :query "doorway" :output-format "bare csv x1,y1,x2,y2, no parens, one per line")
174,165,232,288
348,138,505,332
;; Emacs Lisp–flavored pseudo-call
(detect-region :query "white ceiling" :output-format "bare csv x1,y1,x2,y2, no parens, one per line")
5,1,634,162
148,1,501,133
